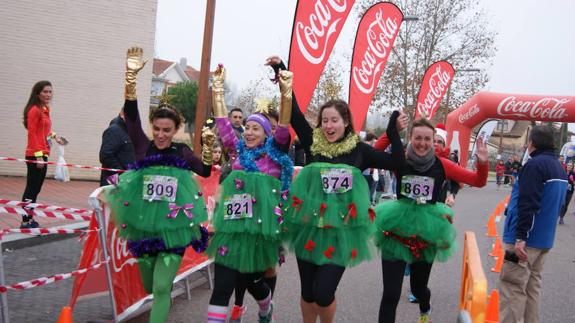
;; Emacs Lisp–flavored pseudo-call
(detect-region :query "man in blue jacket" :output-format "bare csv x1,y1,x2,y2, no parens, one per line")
500,125,567,323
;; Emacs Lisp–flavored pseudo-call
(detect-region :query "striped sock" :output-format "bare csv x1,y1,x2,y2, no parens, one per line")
257,292,272,316
207,305,227,322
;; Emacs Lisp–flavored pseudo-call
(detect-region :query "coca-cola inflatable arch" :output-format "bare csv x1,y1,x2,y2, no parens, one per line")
445,92,575,166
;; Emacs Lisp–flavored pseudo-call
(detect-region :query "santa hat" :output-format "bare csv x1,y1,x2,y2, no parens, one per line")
435,123,447,143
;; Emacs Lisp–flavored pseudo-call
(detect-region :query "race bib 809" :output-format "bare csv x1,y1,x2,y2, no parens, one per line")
142,175,178,202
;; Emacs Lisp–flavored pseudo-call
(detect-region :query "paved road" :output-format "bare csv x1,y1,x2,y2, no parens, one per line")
3,183,574,322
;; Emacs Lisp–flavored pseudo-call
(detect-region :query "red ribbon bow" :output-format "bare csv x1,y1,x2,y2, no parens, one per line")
304,240,316,252
291,196,303,210
319,203,327,216
368,208,376,222
347,203,357,219
323,246,335,259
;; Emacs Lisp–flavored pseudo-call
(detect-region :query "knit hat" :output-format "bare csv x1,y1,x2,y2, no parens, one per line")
435,123,447,144
246,113,272,136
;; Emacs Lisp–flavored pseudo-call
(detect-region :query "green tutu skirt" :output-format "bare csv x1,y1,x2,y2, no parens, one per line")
374,198,456,263
284,163,375,267
107,165,207,249
206,170,285,273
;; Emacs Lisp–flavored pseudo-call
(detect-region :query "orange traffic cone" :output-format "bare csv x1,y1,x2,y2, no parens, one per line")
57,306,73,323
485,289,500,323
486,213,497,237
491,252,504,273
489,238,502,257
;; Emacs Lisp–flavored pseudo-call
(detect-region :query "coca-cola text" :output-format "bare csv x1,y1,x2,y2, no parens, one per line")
497,96,569,120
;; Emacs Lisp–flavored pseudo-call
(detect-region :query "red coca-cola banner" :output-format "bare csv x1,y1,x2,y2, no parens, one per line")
414,61,455,119
348,2,403,131
289,0,355,112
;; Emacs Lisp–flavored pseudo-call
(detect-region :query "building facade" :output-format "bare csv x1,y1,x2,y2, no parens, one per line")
0,0,158,179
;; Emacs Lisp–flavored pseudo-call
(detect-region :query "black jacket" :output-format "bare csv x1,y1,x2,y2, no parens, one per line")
99,116,135,186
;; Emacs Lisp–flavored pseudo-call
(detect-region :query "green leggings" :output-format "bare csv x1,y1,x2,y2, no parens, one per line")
137,253,182,323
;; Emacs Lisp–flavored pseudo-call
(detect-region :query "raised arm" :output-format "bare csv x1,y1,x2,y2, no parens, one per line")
362,111,406,171
211,65,238,151
267,57,313,151
440,137,489,187
122,47,149,161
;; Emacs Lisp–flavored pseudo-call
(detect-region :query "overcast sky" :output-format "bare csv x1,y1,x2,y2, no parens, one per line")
155,0,575,103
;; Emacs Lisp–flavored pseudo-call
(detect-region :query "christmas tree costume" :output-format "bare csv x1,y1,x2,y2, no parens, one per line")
206,169,287,273
374,198,455,263
108,154,209,256
285,162,375,267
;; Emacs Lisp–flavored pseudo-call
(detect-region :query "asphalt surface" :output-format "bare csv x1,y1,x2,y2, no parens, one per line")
3,183,574,322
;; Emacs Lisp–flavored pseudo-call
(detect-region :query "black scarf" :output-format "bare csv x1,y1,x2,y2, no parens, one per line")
406,143,436,173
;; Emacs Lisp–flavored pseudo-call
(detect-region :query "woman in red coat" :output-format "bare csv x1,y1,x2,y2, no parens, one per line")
495,159,506,191
21,81,66,228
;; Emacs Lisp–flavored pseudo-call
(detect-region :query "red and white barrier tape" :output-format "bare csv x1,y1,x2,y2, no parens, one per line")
0,260,109,293
1,228,99,236
0,205,92,222
0,199,90,215
0,156,125,173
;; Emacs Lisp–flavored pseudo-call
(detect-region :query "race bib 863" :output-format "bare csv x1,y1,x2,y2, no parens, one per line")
400,175,434,201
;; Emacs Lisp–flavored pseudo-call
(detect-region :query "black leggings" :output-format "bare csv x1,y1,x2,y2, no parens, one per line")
209,263,269,306
22,156,48,204
379,259,433,323
560,192,573,219
297,258,345,307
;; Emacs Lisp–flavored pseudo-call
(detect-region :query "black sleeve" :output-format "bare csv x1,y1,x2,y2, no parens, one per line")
449,180,460,195
361,111,406,171
99,127,123,169
122,99,149,161
182,145,212,178
290,93,313,152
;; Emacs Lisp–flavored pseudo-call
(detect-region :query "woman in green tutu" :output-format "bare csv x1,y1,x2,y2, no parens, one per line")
106,47,215,323
267,56,405,323
205,65,293,323
374,118,488,323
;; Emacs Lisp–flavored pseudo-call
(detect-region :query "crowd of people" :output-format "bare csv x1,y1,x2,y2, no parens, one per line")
19,46,570,323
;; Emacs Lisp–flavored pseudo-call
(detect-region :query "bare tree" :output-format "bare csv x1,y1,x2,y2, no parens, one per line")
356,0,497,122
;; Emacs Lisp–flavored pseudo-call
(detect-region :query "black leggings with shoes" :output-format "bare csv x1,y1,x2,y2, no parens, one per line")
21,156,47,223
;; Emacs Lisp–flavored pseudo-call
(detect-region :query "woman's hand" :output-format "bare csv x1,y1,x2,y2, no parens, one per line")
264,55,282,66
36,157,45,169
396,111,409,132
126,46,147,74
55,135,68,145
475,137,488,163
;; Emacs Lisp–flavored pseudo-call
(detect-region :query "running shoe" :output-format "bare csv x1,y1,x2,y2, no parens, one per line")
20,219,39,229
230,305,246,323
408,293,419,303
419,312,431,323
258,302,273,323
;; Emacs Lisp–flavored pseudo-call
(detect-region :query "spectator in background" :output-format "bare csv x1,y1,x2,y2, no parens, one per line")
495,159,506,191
504,157,513,186
558,155,567,172
511,155,522,183
559,162,574,225
21,80,67,228
99,110,135,186
362,132,378,204
500,125,567,323
228,107,244,138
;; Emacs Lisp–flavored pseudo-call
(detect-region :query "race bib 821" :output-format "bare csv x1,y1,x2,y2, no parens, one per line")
400,175,434,201
320,168,353,194
223,194,253,220
142,175,178,202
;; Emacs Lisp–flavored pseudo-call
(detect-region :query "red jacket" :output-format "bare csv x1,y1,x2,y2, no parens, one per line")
25,105,52,157
495,163,506,177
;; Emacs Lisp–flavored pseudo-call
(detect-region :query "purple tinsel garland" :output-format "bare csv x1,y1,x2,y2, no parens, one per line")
127,225,211,257
127,154,191,171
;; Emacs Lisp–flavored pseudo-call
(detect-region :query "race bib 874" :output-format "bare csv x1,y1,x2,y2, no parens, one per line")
320,168,353,194
400,175,434,201
142,175,178,202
